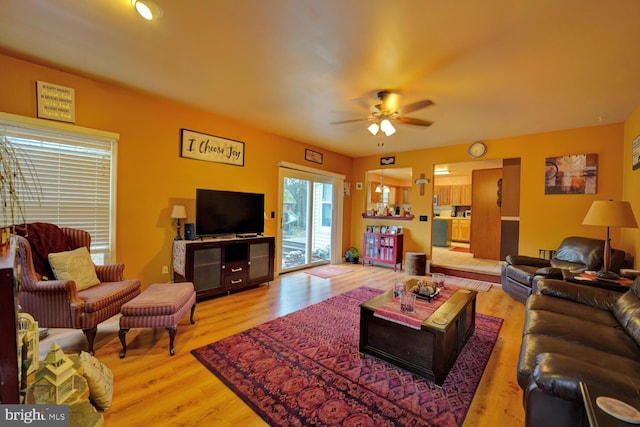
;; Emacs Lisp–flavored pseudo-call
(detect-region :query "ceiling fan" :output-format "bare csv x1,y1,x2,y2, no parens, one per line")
331,90,434,136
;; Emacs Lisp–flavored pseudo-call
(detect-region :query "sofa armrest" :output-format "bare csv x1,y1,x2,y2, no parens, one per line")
95,264,125,282
534,267,564,279
18,279,84,328
505,255,550,268
20,278,78,295
532,352,640,403
535,279,620,311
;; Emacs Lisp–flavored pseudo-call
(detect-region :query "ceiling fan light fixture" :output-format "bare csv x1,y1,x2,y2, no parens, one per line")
367,122,380,135
380,118,396,136
132,0,163,20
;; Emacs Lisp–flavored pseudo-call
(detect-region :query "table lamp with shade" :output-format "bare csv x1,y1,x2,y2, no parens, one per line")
170,205,187,240
582,200,638,279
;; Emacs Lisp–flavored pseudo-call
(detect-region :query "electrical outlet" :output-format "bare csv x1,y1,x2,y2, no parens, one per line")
161,265,169,275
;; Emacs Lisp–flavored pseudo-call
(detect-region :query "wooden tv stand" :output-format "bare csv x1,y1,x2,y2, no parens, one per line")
173,236,274,300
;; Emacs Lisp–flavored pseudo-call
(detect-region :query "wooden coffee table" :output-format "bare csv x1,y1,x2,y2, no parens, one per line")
359,288,477,386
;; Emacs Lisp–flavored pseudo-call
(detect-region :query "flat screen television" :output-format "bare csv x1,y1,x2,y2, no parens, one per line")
195,188,264,237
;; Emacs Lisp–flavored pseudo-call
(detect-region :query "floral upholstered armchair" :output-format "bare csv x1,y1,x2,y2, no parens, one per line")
15,223,141,354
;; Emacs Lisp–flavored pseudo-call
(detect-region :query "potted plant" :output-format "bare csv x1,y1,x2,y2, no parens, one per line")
345,247,361,264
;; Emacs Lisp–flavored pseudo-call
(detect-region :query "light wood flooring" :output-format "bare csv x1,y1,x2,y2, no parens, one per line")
40,264,525,426
431,243,504,278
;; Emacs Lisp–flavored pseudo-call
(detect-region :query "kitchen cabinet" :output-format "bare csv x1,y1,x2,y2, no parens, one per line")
399,187,411,204
449,185,472,206
435,185,471,206
435,186,450,205
450,186,462,205
452,219,470,242
462,185,472,205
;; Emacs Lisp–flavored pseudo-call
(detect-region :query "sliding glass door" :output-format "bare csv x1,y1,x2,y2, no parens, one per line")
279,167,337,273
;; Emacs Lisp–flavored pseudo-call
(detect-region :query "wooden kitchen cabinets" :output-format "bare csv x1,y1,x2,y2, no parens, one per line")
462,185,472,205
435,186,450,205
451,218,470,242
435,185,471,206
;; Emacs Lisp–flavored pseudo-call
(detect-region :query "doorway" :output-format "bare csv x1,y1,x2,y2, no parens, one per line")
278,165,343,273
431,158,520,275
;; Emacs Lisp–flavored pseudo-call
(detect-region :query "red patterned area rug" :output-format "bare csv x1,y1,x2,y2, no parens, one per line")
192,287,503,426
449,246,470,253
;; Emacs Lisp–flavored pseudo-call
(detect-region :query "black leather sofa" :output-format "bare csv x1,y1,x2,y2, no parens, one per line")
518,277,640,427
502,236,627,303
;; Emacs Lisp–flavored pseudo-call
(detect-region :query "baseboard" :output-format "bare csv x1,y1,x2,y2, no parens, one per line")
430,265,501,284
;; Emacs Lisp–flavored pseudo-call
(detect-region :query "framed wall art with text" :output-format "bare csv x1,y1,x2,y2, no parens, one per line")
180,128,245,166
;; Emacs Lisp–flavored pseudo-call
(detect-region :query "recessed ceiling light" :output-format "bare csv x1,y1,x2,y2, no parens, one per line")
132,0,163,20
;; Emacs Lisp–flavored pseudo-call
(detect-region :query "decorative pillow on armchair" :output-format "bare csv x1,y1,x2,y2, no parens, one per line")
48,247,100,290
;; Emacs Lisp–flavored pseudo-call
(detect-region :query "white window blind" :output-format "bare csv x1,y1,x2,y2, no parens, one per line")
0,113,118,264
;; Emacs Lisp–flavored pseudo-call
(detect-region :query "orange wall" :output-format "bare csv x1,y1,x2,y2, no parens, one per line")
0,53,353,287
622,105,640,265
351,123,628,260
2,52,637,279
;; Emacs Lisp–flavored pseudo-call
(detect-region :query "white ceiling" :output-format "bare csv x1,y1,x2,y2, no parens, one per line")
2,0,640,158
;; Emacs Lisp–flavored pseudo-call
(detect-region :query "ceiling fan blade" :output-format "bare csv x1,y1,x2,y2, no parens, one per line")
396,116,433,127
330,118,369,125
400,99,434,115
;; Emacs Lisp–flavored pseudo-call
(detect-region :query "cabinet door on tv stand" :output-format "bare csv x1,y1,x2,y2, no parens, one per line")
248,239,274,282
191,246,222,294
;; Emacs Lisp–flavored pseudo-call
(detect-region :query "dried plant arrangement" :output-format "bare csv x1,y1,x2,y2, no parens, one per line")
0,137,40,240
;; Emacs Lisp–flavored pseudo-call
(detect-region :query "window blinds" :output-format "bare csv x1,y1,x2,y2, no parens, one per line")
0,113,118,263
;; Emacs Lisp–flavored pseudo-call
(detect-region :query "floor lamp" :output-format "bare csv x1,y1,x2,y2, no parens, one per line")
582,200,638,279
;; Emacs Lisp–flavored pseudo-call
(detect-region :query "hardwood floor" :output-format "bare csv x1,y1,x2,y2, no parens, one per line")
40,264,526,426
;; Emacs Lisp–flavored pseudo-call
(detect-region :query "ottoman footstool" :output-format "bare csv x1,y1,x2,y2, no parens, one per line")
119,282,196,358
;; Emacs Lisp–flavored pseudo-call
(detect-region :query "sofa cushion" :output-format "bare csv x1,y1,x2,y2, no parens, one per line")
613,290,640,348
524,310,638,357
48,247,100,290
632,275,640,297
527,294,620,328
78,280,142,313
531,352,640,403
518,333,640,390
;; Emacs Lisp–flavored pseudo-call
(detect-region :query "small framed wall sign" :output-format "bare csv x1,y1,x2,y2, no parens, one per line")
633,135,640,170
36,81,76,123
380,156,395,165
180,128,245,166
305,149,323,164
355,182,363,191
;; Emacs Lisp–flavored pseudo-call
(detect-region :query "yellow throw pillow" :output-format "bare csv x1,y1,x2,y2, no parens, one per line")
79,351,113,411
48,247,100,290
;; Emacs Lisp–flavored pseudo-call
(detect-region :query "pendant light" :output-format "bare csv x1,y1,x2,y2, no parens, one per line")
375,170,390,193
